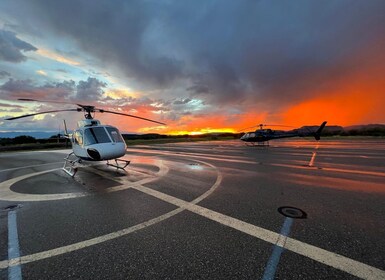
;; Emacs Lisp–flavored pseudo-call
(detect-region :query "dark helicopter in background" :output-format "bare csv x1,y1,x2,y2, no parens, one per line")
240,121,327,146
5,98,166,176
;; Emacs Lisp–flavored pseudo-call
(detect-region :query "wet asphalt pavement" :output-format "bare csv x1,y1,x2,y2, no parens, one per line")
0,139,384,279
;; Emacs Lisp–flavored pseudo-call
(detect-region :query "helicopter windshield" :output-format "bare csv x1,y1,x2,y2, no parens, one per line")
83,127,111,145
106,127,124,143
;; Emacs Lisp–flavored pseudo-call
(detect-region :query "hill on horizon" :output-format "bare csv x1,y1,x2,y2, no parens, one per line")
0,124,384,139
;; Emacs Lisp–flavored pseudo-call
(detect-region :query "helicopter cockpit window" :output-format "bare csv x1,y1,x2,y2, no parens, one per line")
249,133,256,138
106,127,124,143
83,127,111,145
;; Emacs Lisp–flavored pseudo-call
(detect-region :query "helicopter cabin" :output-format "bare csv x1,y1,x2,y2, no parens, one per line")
71,124,126,161
73,126,124,146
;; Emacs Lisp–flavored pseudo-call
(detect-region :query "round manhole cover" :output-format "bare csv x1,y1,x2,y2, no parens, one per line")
278,206,307,219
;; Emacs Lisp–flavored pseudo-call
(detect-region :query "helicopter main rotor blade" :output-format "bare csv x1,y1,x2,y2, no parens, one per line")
18,98,86,108
5,109,81,120
238,124,262,132
15,99,166,125
98,109,166,125
238,124,295,132
263,124,295,127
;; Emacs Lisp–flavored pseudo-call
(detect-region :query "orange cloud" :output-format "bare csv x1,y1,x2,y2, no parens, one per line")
283,40,385,127
284,77,385,126
283,92,381,127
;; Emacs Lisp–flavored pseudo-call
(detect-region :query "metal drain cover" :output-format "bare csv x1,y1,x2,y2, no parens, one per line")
278,206,307,219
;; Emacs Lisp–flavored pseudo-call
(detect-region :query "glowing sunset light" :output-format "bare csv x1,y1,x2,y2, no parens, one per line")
284,71,385,127
105,89,140,100
1,2,384,134
165,128,236,136
36,70,47,76
36,49,80,66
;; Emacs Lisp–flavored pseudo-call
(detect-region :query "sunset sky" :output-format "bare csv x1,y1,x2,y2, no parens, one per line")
1,0,384,135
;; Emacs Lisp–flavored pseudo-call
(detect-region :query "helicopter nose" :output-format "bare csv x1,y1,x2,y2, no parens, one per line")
87,148,101,160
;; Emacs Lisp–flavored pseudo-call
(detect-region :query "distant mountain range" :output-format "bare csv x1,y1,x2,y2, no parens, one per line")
343,124,385,131
0,124,384,139
0,131,58,139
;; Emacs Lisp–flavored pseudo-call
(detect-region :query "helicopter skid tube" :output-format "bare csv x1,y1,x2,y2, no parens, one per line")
106,158,131,170
63,152,80,177
245,141,269,147
245,142,256,147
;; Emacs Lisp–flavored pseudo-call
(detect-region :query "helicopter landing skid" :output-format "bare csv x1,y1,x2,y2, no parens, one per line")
63,152,80,177
245,141,269,147
106,159,131,170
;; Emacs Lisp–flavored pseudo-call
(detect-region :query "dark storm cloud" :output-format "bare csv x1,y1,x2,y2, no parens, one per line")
1,79,36,94
0,77,106,102
75,77,107,101
0,29,37,62
0,78,73,100
7,0,385,107
173,98,191,105
0,70,11,78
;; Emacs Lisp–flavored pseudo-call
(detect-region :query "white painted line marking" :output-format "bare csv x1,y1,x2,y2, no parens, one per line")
0,157,384,279
0,159,222,270
308,152,317,167
308,143,319,167
284,237,385,280
130,184,385,280
3,209,183,268
8,211,22,280
271,163,385,177
0,159,168,201
126,148,257,164
0,162,64,173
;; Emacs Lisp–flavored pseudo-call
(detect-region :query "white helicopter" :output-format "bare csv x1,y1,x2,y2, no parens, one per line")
5,98,166,176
